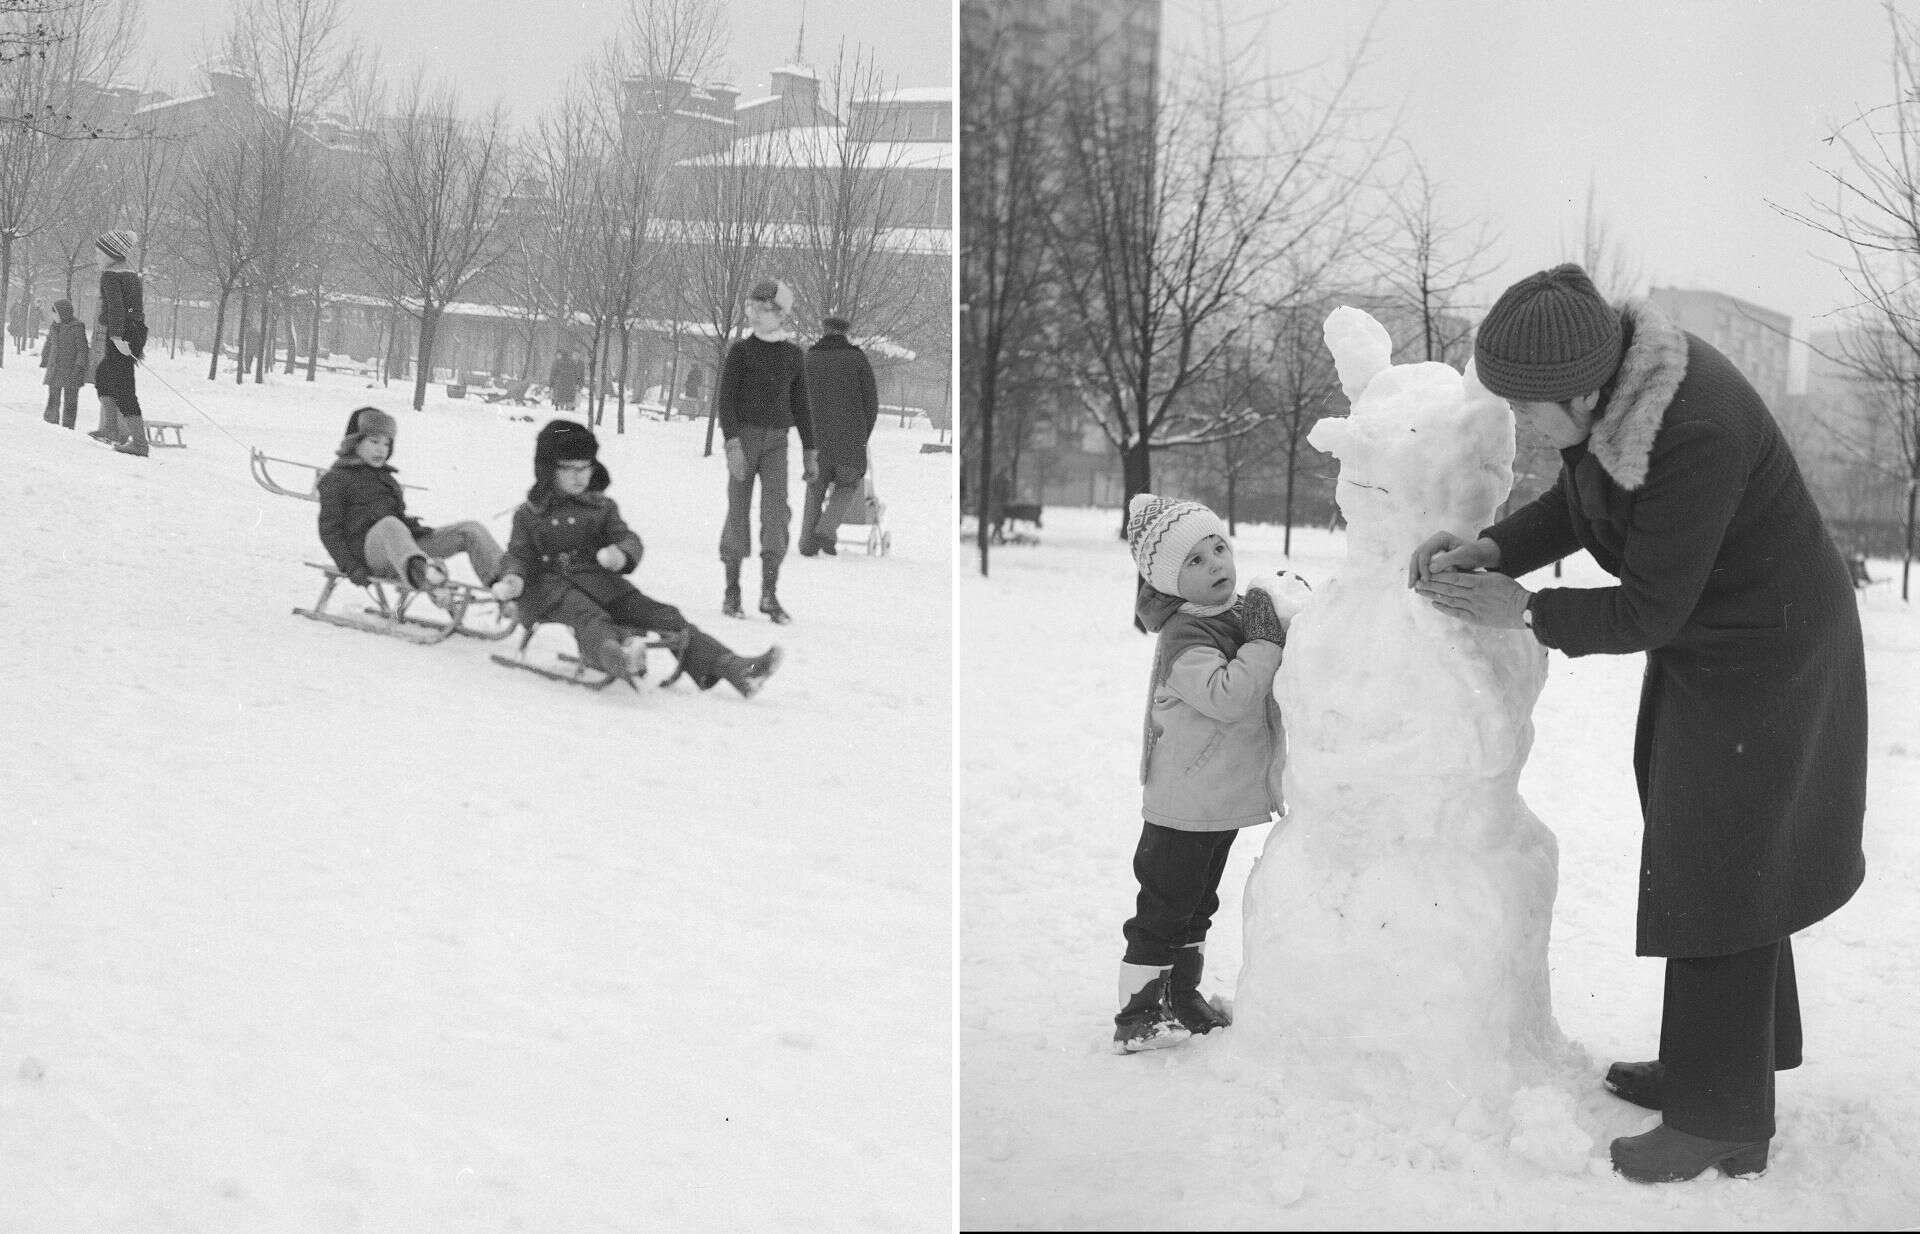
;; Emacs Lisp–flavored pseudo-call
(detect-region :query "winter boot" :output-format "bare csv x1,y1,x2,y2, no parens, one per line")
814,533,838,557
593,635,647,690
404,556,454,610
758,557,791,624
1604,1060,1666,1111
89,395,122,443
1112,963,1191,1055
721,645,783,698
113,413,149,456
1168,945,1231,1035
722,560,744,618
1610,1123,1769,1183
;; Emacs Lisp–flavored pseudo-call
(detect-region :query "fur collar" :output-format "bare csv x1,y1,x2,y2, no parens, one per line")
1588,298,1689,491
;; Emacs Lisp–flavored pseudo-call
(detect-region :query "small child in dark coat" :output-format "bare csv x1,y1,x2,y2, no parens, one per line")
39,299,88,429
490,420,782,695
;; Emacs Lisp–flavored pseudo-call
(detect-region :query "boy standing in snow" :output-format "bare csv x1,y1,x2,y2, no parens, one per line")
490,419,782,695
716,278,814,623
1114,493,1309,1054
40,299,88,429
316,406,507,601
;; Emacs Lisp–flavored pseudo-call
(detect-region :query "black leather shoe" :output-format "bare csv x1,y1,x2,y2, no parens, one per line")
1610,1123,1768,1182
1605,1059,1666,1110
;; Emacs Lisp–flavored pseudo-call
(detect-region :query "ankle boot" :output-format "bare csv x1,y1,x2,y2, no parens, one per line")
1168,946,1231,1035
90,395,123,442
722,560,743,618
1610,1123,1769,1183
1113,963,1190,1054
114,413,149,456
1605,1060,1666,1110
721,645,783,697
758,557,790,624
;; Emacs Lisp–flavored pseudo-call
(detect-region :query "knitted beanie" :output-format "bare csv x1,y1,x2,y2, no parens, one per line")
96,230,137,262
1472,263,1623,402
822,314,851,334
1127,493,1229,596
336,406,398,457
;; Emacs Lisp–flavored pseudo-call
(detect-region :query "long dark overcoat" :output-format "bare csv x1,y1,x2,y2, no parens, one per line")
315,457,428,577
1483,299,1867,958
803,334,879,466
500,484,646,621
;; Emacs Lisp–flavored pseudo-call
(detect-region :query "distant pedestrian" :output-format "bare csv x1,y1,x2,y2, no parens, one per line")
716,277,813,623
39,299,88,429
548,348,584,411
798,313,879,558
88,229,150,456
8,299,30,353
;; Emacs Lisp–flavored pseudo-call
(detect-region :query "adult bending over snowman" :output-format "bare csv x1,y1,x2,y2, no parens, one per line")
1408,264,1867,1184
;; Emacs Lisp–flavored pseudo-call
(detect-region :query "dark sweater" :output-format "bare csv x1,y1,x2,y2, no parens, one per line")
716,334,814,448
97,269,145,343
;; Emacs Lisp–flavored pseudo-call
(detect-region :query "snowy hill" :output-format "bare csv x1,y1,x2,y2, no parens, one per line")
0,351,953,1231
959,505,1920,1230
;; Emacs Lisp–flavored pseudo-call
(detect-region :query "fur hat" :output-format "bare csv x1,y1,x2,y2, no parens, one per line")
822,314,851,334
96,230,137,262
52,299,73,319
1127,493,1229,597
1473,263,1624,403
531,418,610,496
748,278,794,312
336,406,398,457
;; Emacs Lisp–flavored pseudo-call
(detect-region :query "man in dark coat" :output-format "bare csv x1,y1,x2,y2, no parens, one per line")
1410,264,1867,1185
548,349,584,411
797,313,880,557
39,299,89,429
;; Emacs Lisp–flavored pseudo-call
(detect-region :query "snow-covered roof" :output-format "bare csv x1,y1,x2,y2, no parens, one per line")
856,87,952,103
677,128,951,172
771,63,818,80
134,91,216,116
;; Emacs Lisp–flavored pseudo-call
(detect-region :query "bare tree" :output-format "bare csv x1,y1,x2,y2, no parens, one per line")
356,75,514,410
176,120,263,379
1573,175,1644,302
1046,9,1382,539
1374,147,1501,364
1771,0,1920,597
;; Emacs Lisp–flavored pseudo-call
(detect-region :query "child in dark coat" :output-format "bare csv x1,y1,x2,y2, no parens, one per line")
40,299,89,429
490,419,782,695
315,406,507,599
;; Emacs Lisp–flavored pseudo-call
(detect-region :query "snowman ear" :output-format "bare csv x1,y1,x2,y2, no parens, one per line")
1324,306,1393,405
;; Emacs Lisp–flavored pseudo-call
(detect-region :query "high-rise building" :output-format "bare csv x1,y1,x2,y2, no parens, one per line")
1647,286,1792,410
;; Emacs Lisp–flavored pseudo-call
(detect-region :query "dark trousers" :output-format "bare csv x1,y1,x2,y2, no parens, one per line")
1659,936,1802,1141
44,384,80,428
549,585,734,690
1121,821,1239,967
719,424,790,565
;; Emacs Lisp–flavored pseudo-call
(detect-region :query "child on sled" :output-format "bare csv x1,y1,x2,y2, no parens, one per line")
489,419,782,695
315,406,507,602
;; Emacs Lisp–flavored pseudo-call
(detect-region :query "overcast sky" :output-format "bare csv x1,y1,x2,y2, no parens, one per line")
1168,0,1906,385
134,0,951,120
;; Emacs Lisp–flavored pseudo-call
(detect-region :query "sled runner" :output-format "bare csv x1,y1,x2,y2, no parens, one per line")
837,470,893,556
293,561,519,645
252,448,427,504
489,623,683,692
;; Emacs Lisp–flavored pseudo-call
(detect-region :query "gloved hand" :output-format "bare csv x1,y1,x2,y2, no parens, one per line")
112,337,132,357
724,437,747,482
347,567,372,588
803,448,820,484
596,545,628,570
1267,569,1314,625
490,575,524,601
1239,585,1285,645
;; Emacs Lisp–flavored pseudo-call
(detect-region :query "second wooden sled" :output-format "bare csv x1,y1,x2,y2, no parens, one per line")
490,622,684,692
293,561,519,645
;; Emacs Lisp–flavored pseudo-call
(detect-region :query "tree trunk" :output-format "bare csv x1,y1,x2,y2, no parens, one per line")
1282,437,1299,557
975,360,997,577
616,324,632,435
207,286,231,381
306,291,322,382
1119,438,1153,540
1903,476,1916,603
412,305,439,411
234,288,251,383
1226,462,1238,536
703,335,727,456
0,232,13,371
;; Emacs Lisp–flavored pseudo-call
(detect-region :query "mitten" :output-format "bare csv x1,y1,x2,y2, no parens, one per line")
112,337,132,357
1239,585,1285,645
490,575,524,601
596,545,627,570
803,448,820,484
724,437,746,481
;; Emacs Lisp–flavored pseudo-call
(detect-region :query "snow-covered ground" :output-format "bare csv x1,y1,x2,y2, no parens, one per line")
959,505,1920,1231
0,349,954,1232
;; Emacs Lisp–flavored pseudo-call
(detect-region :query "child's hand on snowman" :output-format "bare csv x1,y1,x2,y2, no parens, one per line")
1247,569,1315,626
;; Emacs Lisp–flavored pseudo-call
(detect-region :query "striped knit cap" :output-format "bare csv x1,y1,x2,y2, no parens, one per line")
1127,493,1229,596
1473,263,1623,402
96,229,137,261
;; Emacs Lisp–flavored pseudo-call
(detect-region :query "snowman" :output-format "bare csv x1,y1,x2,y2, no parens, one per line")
1231,307,1566,1117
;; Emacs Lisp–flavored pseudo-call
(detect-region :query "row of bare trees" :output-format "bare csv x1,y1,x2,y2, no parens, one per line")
2,0,948,452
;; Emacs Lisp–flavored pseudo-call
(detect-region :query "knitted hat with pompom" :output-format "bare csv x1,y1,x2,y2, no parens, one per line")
1127,493,1229,597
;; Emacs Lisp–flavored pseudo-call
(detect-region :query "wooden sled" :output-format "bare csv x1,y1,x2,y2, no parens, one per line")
252,448,428,504
490,622,683,692
836,471,893,556
293,561,519,645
